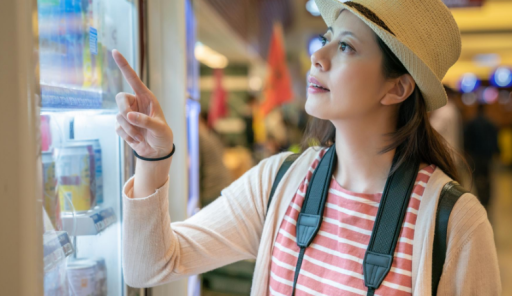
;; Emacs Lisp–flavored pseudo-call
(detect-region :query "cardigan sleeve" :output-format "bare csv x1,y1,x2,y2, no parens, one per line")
436,193,502,296
122,151,293,288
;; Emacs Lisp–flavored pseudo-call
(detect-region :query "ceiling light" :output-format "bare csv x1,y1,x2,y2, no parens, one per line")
473,53,501,68
459,73,480,93
483,86,499,104
308,35,323,56
195,42,228,69
490,67,512,88
249,76,262,91
306,0,321,17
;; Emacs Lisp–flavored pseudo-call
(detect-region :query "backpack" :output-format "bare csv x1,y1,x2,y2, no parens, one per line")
267,153,467,296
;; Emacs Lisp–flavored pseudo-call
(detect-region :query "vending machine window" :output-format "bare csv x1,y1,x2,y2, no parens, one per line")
38,0,139,295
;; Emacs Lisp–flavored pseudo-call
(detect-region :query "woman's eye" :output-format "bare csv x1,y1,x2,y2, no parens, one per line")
318,35,327,47
339,42,353,52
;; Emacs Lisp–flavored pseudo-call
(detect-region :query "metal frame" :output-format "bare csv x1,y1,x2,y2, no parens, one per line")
146,0,190,295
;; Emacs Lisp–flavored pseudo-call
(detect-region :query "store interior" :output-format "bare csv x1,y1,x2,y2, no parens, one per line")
192,0,512,295
2,0,509,295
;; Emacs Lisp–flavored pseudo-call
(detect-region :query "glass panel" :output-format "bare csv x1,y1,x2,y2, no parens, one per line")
38,0,138,295
38,0,137,110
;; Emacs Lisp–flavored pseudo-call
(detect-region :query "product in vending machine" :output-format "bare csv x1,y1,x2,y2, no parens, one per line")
67,259,97,296
62,0,85,87
91,139,103,205
82,0,103,90
56,145,92,212
92,257,107,296
42,207,55,233
65,139,103,205
44,259,69,296
38,0,64,86
66,142,96,207
43,151,62,230
41,115,53,152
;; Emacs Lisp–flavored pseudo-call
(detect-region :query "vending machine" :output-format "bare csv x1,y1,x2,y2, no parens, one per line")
37,0,139,295
0,0,197,294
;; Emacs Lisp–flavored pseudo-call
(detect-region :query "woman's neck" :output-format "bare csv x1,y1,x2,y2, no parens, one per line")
332,114,396,194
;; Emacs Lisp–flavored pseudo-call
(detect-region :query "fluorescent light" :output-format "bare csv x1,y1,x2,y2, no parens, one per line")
249,76,262,91
459,73,480,93
195,42,228,69
306,0,321,17
494,67,512,87
483,86,499,104
473,53,501,68
308,35,323,56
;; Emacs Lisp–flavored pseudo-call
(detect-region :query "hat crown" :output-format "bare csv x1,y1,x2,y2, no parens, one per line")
343,0,461,80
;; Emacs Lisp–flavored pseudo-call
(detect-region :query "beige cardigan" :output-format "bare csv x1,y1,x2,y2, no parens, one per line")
122,146,501,295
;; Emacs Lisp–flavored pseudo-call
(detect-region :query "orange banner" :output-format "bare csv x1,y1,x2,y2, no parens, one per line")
260,23,294,116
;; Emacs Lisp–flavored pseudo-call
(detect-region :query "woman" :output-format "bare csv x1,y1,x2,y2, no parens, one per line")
113,0,501,295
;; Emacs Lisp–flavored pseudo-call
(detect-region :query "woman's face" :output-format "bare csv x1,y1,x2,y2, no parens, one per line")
306,10,391,121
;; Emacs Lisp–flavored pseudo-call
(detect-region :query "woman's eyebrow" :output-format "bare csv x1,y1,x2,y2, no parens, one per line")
326,27,356,39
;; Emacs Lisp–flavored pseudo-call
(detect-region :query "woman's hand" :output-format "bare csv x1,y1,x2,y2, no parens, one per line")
113,50,174,198
112,49,174,158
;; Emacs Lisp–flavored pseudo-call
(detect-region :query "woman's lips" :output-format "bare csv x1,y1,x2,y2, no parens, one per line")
308,85,330,94
308,76,330,93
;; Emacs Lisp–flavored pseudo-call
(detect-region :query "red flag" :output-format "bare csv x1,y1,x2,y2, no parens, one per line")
207,68,228,128
261,23,294,115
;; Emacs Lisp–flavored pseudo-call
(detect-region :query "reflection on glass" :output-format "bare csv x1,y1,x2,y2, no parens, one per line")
38,0,123,109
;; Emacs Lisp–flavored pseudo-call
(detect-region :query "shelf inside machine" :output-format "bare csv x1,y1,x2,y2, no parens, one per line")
43,231,74,271
61,207,117,236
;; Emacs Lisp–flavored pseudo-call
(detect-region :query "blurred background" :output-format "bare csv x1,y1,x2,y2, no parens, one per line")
193,1,512,295
1,0,511,295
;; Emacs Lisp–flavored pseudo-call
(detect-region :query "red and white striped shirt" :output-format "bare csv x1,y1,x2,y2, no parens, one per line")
269,147,436,296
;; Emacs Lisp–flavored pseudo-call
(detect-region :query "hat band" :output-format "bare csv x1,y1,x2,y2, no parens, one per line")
344,1,395,36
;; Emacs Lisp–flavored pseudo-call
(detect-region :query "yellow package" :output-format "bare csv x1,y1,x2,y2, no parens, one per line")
59,183,91,212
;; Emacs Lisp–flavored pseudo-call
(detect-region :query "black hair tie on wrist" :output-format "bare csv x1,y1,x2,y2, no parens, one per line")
134,144,175,161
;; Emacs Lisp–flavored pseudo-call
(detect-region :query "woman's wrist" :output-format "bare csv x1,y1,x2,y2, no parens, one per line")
132,152,173,198
134,144,175,161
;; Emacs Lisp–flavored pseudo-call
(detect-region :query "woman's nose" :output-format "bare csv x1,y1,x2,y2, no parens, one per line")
311,48,331,72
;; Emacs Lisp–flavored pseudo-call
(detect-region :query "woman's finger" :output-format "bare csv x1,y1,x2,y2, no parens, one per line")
115,123,139,145
112,49,151,96
115,92,137,117
127,112,163,132
116,113,144,142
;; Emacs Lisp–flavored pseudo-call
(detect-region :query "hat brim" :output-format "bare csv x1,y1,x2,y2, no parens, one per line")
315,0,448,111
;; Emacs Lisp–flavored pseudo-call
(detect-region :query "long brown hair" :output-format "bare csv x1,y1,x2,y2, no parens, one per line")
300,7,462,182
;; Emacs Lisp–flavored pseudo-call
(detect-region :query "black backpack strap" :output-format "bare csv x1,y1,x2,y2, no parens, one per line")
432,181,467,296
292,146,337,295
266,153,300,216
362,156,420,296
269,147,421,296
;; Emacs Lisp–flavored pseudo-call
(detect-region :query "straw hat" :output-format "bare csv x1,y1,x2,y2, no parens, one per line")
315,0,461,111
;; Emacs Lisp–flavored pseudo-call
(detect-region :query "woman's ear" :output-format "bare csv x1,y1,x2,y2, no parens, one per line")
380,74,415,106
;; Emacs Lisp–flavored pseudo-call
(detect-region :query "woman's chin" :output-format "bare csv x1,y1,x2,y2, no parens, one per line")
305,99,330,120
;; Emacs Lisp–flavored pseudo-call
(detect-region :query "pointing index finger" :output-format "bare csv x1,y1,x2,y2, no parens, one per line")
112,49,149,95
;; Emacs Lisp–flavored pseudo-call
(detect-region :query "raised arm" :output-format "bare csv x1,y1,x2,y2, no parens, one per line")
112,50,293,288
121,152,290,287
112,49,174,198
